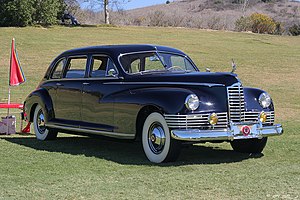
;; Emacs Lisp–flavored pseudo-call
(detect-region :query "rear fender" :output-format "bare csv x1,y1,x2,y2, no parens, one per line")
24,88,54,123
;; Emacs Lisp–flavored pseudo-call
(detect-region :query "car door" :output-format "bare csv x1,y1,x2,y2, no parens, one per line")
54,56,88,126
80,55,119,132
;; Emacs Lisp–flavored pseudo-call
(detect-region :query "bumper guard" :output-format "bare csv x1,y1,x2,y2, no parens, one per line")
170,122,283,142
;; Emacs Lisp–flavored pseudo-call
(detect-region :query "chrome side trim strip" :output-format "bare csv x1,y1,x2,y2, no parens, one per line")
104,82,224,87
46,124,135,139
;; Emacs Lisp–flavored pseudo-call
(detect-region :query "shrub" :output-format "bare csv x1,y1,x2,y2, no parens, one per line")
274,21,284,35
235,13,278,34
289,24,300,36
235,16,252,32
149,11,167,27
250,13,276,34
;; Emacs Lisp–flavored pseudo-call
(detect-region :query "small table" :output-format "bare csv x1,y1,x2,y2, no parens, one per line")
0,103,23,109
0,103,30,133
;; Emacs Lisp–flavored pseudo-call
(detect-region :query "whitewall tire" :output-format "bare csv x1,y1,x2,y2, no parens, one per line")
142,112,181,163
33,105,57,140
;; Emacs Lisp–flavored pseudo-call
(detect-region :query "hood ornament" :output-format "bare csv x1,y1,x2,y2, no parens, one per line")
231,59,237,73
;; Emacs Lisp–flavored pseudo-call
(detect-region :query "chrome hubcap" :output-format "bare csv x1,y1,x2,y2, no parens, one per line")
37,109,46,134
148,122,166,154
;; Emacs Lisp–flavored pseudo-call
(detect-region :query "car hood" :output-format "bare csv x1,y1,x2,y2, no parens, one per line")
126,72,239,87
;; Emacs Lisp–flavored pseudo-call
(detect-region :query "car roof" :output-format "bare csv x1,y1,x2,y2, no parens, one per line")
59,44,186,58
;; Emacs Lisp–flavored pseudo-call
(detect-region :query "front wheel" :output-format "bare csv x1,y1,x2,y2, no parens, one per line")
142,112,181,163
230,137,268,153
33,105,58,140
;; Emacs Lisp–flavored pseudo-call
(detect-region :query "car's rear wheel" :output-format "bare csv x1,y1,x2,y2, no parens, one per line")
33,105,58,140
142,112,181,163
230,137,268,153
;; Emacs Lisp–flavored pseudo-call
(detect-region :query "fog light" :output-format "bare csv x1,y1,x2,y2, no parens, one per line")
259,112,267,123
208,113,218,125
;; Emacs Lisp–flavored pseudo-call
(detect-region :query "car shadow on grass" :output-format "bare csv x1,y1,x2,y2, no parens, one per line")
4,135,263,166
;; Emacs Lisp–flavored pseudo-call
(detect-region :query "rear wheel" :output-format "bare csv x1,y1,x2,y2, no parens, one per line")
33,105,58,140
230,137,268,153
142,112,181,163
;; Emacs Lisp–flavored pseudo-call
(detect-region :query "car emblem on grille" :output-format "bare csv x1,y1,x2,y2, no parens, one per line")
241,125,251,136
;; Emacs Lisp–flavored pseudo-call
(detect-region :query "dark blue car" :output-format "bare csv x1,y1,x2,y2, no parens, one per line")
24,44,283,163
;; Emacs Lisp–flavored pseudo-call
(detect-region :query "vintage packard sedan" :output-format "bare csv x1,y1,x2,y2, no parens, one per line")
24,44,283,163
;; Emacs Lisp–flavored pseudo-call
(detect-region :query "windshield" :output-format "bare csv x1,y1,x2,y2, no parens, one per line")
119,52,198,74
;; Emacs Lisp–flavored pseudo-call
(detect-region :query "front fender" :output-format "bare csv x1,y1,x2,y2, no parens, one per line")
112,87,195,134
114,87,195,114
24,88,54,123
244,87,274,112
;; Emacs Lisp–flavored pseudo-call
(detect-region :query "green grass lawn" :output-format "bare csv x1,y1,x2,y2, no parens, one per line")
0,26,299,199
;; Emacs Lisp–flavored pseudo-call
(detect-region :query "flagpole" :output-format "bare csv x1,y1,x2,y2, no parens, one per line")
7,38,14,117
7,86,11,116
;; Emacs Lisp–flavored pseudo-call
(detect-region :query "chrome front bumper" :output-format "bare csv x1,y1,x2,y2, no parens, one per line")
170,122,283,142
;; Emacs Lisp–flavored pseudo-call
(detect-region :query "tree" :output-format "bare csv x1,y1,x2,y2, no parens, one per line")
82,0,130,24
0,0,34,27
0,0,64,26
104,0,109,24
33,0,64,25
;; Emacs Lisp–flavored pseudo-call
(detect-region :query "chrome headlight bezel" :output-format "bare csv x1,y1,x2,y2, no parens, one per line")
185,94,199,111
259,92,272,108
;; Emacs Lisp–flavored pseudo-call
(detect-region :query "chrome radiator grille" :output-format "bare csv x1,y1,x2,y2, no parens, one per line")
227,83,246,122
164,112,228,130
244,111,275,125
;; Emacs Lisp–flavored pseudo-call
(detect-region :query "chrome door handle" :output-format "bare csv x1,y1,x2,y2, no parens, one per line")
56,83,62,86
83,82,90,85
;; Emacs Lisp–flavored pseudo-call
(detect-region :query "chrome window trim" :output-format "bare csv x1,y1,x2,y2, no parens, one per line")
117,50,198,75
43,76,121,84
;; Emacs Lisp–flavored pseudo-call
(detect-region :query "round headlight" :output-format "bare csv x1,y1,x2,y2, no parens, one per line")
185,94,199,111
259,92,272,108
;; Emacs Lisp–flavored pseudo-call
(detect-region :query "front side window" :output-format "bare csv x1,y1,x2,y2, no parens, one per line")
120,52,197,74
65,57,87,78
90,56,118,78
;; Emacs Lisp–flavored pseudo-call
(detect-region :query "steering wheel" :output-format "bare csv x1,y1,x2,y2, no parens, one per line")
168,66,184,71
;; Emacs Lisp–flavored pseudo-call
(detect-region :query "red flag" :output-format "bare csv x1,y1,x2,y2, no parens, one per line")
9,38,25,86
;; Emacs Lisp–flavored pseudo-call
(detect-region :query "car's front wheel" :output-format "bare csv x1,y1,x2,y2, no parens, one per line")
230,137,268,153
33,105,58,140
142,112,181,163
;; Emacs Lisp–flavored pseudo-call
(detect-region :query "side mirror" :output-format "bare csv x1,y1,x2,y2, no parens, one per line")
107,69,117,77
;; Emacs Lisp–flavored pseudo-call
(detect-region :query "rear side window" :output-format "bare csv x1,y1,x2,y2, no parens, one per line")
65,57,87,78
51,58,65,79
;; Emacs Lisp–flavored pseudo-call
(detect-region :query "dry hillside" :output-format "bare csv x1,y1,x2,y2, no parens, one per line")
108,0,300,32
